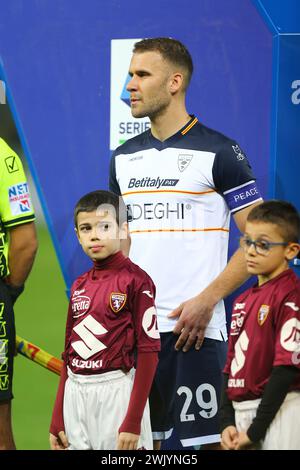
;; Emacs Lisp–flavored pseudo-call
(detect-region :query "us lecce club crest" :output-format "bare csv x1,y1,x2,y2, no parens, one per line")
110,293,127,313
178,154,193,172
257,304,270,326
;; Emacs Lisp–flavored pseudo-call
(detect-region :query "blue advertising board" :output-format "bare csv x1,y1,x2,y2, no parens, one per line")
254,0,300,269
0,0,273,287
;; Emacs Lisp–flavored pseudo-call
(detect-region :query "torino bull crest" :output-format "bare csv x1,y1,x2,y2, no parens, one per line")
110,293,127,313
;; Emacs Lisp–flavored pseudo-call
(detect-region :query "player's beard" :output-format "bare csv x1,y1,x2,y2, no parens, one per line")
131,92,171,120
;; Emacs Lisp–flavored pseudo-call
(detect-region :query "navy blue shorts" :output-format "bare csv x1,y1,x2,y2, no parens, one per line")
0,279,15,402
149,333,227,447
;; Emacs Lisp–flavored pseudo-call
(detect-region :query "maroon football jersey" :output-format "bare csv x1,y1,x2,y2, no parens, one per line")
64,251,160,375
224,269,300,401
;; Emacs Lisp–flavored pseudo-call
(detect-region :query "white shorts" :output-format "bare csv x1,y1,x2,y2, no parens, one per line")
233,391,300,450
64,367,153,450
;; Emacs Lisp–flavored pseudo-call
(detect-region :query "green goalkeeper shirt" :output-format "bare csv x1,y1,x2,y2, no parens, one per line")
0,138,35,278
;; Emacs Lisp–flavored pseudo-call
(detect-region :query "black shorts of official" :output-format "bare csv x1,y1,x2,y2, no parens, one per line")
0,279,15,402
149,332,227,447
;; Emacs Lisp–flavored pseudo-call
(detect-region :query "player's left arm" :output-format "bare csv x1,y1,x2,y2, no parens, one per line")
170,202,261,352
169,138,263,351
199,203,257,302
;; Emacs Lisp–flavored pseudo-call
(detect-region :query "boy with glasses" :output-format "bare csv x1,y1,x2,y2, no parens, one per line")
220,200,300,450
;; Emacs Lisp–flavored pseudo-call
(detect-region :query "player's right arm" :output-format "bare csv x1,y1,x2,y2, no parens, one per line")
6,222,38,287
0,139,38,296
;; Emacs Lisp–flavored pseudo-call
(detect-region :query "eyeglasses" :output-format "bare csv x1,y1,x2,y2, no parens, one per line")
239,236,288,256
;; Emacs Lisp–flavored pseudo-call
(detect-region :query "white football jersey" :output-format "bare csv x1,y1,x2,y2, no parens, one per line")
110,116,262,338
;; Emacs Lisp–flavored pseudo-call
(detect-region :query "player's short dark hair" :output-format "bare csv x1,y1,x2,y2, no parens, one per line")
247,200,300,243
133,37,193,89
74,190,127,228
